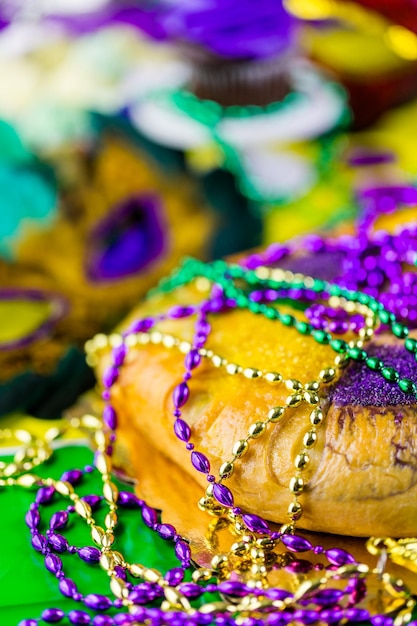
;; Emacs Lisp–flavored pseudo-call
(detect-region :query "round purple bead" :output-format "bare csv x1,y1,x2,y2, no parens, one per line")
93,616,114,626
48,533,68,553
173,418,191,442
175,540,191,563
141,505,158,528
213,483,234,508
112,344,127,367
82,495,101,509
313,588,345,606
45,553,63,575
102,365,118,389
78,546,101,563
241,513,269,534
325,548,356,566
165,567,185,586
173,382,189,408
84,594,112,611
68,610,91,625
281,534,312,553
36,486,55,504
59,577,78,598
191,451,210,474
60,469,83,485
178,583,204,599
25,509,40,529
31,532,47,553
118,491,139,508
217,581,248,597
103,405,117,430
50,511,69,530
41,608,65,623
157,523,176,541
185,349,201,370
18,621,38,626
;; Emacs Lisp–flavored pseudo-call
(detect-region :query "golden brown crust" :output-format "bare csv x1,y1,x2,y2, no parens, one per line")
98,285,417,538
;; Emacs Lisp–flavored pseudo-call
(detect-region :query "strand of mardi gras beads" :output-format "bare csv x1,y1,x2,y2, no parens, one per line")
150,258,417,398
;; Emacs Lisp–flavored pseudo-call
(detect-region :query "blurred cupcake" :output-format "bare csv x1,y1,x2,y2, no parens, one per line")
158,0,296,106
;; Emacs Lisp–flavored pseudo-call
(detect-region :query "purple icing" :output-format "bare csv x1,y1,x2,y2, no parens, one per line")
160,0,295,60
85,194,166,282
329,345,417,407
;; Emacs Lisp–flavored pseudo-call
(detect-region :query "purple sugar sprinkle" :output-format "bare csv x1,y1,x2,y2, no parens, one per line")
328,345,417,407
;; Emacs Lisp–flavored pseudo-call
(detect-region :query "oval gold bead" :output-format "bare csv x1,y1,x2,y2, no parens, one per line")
303,430,318,448
206,484,214,497
256,537,277,551
264,371,283,384
294,453,310,470
112,551,125,566
99,552,115,571
243,368,262,379
162,334,177,348
248,421,266,438
144,568,162,583
231,541,249,556
335,354,350,368
285,379,303,391
103,481,119,504
74,499,92,520
226,362,241,375
55,480,74,496
250,548,265,561
125,334,138,348
95,453,112,476
232,440,249,458
319,368,337,384
286,393,302,408
359,327,374,340
304,381,320,392
198,497,210,511
129,563,145,578
212,354,225,368
101,532,115,549
304,391,319,406
15,474,39,488
219,462,234,479
3,463,18,477
289,476,304,494
164,587,187,607
267,407,285,422
250,563,267,577
199,601,227,614
110,576,128,599
310,408,323,426
94,430,107,451
91,525,106,545
81,414,102,430
192,568,212,583
287,501,303,520
150,331,163,344
105,511,118,530
179,341,191,354
211,554,228,570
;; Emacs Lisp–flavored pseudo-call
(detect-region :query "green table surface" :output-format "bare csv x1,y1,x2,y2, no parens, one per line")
0,445,179,626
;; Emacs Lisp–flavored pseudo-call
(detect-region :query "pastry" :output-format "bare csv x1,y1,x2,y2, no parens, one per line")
92,196,417,538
